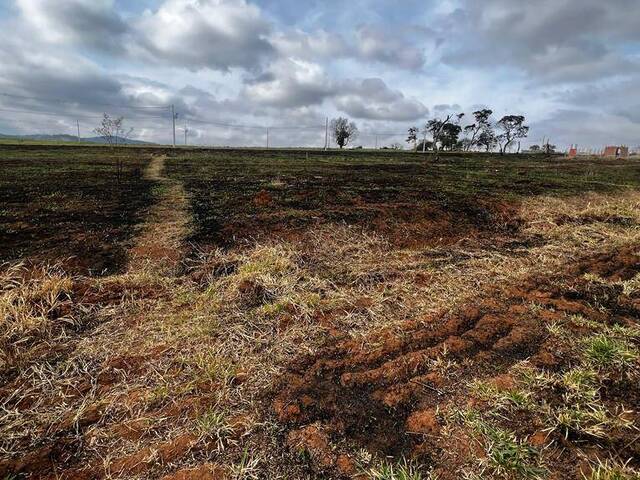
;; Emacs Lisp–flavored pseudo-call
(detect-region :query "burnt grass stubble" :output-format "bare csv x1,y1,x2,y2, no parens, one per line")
0,146,156,274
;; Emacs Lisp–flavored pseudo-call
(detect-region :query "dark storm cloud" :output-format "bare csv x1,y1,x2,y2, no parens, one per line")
242,58,335,108
271,24,430,71
244,66,427,121
354,25,427,71
0,39,123,107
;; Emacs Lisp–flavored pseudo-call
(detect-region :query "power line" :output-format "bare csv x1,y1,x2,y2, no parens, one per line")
0,107,170,121
182,117,268,131
358,131,406,137
0,92,171,110
268,124,325,131
183,115,324,131
0,107,105,119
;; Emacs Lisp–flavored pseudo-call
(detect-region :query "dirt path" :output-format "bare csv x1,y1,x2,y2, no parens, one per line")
129,155,191,273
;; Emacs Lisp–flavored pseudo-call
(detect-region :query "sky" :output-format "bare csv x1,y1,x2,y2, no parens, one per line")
0,0,639,150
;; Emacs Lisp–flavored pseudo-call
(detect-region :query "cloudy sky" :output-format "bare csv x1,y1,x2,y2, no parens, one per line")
0,0,638,149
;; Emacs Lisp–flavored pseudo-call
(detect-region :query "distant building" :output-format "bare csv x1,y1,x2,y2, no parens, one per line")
603,145,629,158
568,144,578,158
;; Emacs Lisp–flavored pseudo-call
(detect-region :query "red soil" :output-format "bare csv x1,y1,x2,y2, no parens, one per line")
272,246,640,477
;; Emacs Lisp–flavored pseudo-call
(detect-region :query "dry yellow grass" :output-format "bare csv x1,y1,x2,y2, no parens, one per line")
1,187,639,479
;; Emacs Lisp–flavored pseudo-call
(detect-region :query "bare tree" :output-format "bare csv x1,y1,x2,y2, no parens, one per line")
330,117,358,149
121,126,135,145
463,109,493,151
94,113,131,146
496,115,529,154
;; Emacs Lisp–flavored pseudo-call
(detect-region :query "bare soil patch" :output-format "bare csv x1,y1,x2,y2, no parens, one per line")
273,245,640,478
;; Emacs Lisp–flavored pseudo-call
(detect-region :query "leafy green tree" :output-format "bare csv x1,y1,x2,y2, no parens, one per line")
477,127,498,152
463,109,493,151
496,115,529,154
406,127,419,150
440,123,462,151
330,117,358,149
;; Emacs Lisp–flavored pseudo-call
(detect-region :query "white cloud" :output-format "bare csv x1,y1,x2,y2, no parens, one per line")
134,0,274,71
243,58,334,107
335,78,428,121
16,0,128,51
355,25,426,71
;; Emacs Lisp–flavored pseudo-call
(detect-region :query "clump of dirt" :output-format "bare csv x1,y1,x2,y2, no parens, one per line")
237,278,273,307
161,464,228,480
271,245,640,476
577,246,640,281
108,433,199,476
287,424,336,471
253,189,274,208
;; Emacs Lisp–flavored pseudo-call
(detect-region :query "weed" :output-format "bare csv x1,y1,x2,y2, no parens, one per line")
451,408,546,479
481,426,547,479
561,367,600,401
551,403,634,439
584,459,640,480
229,448,261,480
364,457,433,480
185,351,238,387
583,334,638,369
546,320,572,338
196,408,235,451
515,363,555,390
468,380,532,410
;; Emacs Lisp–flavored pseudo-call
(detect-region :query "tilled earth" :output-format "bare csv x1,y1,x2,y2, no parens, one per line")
273,246,640,478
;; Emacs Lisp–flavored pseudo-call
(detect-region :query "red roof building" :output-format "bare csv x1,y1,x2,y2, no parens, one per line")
603,146,629,158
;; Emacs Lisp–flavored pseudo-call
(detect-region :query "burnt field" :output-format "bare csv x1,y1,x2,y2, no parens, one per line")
1,145,640,480
0,146,155,274
167,149,640,247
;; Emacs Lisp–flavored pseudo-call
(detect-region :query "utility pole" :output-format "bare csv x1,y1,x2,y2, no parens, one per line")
266,127,270,149
375,134,378,150
422,126,427,153
76,120,80,142
171,104,176,148
184,120,188,146
324,117,329,151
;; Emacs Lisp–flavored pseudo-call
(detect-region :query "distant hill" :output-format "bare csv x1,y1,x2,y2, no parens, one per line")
0,133,153,145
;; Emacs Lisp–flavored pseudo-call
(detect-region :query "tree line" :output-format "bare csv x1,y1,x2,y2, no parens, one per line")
97,109,534,153
330,109,532,154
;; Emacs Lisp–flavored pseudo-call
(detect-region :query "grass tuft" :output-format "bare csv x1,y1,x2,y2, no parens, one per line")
583,334,638,369
450,408,547,479
364,457,433,480
196,408,235,451
584,459,640,480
